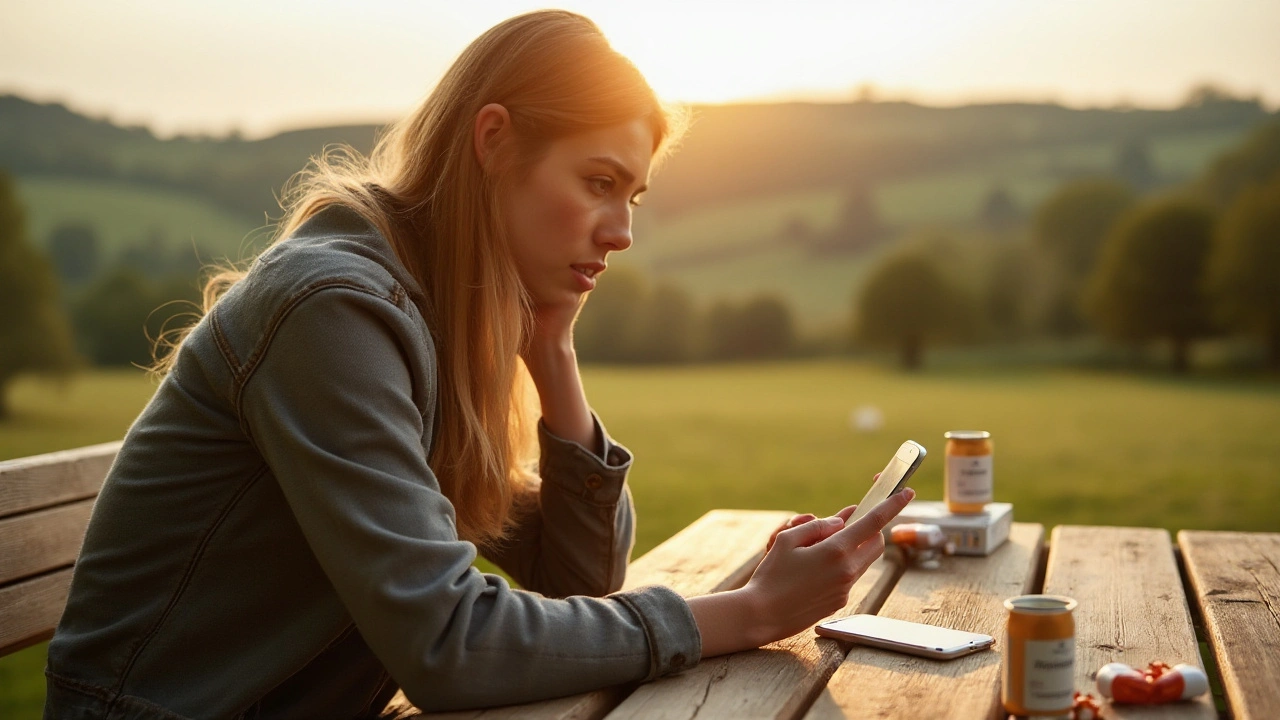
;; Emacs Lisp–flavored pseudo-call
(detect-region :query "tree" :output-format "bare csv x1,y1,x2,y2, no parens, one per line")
1182,83,1248,108
980,186,1020,232
70,268,202,368
854,252,975,370
707,295,796,361
1208,176,1280,368
574,266,646,363
47,223,101,285
1199,120,1280,209
146,275,203,366
779,213,815,247
1115,137,1155,191
814,185,883,255
1033,179,1136,335
0,170,77,418
633,283,697,363
1084,197,1217,373
984,243,1034,340
119,228,172,277
71,268,162,367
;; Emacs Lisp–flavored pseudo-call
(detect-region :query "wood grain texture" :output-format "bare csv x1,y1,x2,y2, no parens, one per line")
617,510,799,594
0,500,94,585
604,553,902,720
405,509,794,720
0,568,73,656
1045,526,1215,720
1179,530,1280,720
805,522,1044,720
0,442,118,519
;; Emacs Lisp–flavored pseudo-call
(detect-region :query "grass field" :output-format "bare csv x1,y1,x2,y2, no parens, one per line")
16,176,267,262
2,363,1277,715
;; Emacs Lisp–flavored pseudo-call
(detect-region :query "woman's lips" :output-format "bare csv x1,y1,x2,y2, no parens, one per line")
571,263,605,291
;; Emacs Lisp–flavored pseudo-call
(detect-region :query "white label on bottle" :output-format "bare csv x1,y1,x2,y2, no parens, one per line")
946,454,993,503
1023,637,1075,712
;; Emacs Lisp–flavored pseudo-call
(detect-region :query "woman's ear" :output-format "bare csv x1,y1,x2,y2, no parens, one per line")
473,103,511,171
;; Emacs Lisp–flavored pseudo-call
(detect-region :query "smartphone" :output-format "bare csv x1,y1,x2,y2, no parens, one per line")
848,440,926,525
815,614,994,660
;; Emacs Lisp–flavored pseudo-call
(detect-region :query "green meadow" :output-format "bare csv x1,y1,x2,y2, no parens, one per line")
2,363,1278,715
16,176,267,261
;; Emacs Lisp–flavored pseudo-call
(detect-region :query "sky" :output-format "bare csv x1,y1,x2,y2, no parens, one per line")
2,0,1278,138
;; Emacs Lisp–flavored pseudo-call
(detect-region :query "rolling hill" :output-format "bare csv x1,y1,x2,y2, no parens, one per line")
2,93,1272,329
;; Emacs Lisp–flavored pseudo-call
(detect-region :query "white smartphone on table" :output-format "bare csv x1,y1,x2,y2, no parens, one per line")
815,614,994,660
848,440,926,524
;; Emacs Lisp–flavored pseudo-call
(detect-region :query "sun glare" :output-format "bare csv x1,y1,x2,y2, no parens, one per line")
2,0,1276,136
589,2,999,104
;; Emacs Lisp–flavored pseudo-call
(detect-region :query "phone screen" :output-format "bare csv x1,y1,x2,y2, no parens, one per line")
818,615,992,654
848,440,925,524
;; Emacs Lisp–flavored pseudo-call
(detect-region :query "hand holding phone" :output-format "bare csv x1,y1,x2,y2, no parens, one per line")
848,440,926,525
766,440,925,551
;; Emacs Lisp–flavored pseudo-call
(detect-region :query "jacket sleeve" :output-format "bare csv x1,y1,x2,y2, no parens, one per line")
479,417,636,599
237,286,701,711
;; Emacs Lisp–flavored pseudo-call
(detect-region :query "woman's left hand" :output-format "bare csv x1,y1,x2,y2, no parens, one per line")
522,296,585,363
520,296,596,448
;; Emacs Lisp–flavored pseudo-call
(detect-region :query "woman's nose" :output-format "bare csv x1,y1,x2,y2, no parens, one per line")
596,209,633,252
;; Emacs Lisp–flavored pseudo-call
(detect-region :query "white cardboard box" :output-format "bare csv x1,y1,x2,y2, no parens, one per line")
885,501,1013,556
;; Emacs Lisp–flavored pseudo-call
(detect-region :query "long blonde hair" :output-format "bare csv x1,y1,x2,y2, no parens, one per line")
157,11,682,544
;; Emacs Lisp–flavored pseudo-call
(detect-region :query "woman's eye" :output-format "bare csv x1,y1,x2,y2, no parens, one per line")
629,193,645,208
588,176,614,195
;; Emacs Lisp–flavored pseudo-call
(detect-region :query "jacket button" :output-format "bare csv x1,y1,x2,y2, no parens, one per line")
585,474,603,489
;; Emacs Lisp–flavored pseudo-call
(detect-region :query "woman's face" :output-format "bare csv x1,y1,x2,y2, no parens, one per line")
500,118,654,309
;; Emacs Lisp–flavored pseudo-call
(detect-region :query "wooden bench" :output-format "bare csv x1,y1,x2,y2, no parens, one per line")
0,442,121,662
3,445,1278,719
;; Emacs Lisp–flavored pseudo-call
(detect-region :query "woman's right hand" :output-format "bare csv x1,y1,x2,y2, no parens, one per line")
764,472,879,551
687,486,913,657
741,486,913,646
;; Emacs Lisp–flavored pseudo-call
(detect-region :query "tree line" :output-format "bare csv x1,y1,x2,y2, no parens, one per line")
574,269,796,364
581,118,1280,373
2,118,1278,417
1,89,1268,223
854,120,1280,371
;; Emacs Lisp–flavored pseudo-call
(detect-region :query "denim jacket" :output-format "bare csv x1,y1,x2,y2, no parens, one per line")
44,205,702,719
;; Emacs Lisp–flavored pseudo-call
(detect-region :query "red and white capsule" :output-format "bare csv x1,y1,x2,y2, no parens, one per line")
890,523,951,550
1095,661,1209,704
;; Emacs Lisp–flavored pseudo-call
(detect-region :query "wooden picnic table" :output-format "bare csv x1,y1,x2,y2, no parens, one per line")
2,445,1275,718
407,511,1280,720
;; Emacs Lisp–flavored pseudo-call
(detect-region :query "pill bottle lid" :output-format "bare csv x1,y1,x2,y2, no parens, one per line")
1004,594,1078,614
944,430,991,440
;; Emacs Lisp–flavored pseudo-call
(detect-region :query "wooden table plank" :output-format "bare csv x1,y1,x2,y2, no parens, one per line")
400,509,793,720
805,522,1044,720
1179,530,1280,720
605,552,902,720
1045,526,1215,719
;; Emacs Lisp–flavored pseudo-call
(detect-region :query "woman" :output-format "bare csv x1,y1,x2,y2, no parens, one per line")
45,10,911,718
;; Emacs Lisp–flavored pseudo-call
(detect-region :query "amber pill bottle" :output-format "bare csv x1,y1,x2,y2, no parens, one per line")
1002,595,1077,716
943,430,992,514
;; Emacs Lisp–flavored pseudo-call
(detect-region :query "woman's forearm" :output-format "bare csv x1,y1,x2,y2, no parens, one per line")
686,589,771,658
523,342,597,450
